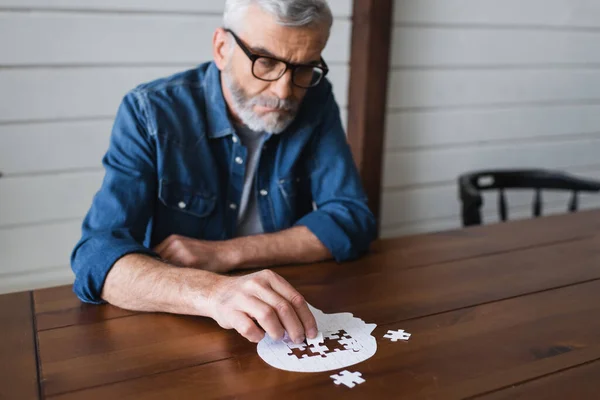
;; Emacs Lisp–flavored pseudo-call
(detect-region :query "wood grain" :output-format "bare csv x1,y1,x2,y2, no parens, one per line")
38,312,253,396
285,235,600,322
33,210,600,331
2,211,594,398
257,208,600,293
479,360,600,400
34,285,137,331
38,233,600,396
0,291,39,400
33,210,600,332
48,277,600,399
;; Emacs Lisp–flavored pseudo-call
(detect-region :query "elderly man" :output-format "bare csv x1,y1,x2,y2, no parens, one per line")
71,0,376,344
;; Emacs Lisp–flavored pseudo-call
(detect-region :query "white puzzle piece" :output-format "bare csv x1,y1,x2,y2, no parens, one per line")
309,342,329,356
383,329,411,342
257,304,377,372
330,370,365,388
306,331,324,347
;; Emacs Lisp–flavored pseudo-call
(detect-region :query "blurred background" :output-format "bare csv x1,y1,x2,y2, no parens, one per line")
1,0,600,293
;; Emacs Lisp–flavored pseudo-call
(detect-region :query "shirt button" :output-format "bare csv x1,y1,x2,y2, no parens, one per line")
229,203,237,210
232,136,239,143
235,157,243,164
260,189,268,196
178,201,186,209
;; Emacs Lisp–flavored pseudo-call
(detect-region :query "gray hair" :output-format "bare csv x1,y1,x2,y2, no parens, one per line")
223,0,333,36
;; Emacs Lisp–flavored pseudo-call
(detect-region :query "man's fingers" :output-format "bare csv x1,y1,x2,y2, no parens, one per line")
230,311,265,343
254,285,305,344
265,272,318,339
241,296,286,342
156,240,180,264
153,235,175,255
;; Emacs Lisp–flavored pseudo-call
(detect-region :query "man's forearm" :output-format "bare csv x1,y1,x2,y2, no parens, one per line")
228,226,331,270
101,253,223,316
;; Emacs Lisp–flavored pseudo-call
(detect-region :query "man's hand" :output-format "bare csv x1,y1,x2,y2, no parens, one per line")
154,235,238,273
155,227,331,274
103,254,318,344
207,269,318,344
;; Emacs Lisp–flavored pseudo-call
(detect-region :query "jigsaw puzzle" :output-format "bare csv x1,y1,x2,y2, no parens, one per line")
383,329,411,342
330,370,365,388
257,304,378,372
285,329,357,359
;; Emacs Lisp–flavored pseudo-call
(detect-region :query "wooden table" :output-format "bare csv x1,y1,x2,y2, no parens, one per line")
4,210,600,399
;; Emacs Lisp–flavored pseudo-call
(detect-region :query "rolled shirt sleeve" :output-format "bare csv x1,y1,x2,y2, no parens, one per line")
71,90,158,304
294,87,377,261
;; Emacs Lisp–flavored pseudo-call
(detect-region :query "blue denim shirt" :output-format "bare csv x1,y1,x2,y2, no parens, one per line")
71,62,377,304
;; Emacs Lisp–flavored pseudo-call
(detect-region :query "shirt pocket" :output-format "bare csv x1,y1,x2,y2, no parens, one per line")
159,179,216,217
277,175,313,213
156,179,216,239
277,176,300,204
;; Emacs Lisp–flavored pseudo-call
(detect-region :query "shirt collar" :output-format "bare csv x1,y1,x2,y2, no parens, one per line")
203,62,235,139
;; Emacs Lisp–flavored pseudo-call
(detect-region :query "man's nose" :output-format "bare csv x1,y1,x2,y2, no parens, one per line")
270,69,294,100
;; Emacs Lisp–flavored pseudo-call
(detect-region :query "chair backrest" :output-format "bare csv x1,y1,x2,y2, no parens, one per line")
458,169,600,226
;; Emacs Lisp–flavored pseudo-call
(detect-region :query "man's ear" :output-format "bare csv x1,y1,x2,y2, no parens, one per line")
213,27,231,71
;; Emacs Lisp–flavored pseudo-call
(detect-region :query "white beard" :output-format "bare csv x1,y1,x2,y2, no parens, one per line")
222,66,300,134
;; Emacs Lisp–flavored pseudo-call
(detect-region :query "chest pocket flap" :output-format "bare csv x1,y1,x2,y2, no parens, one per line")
159,179,216,218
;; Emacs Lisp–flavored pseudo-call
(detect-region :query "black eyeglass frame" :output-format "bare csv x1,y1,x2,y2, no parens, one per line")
224,28,329,88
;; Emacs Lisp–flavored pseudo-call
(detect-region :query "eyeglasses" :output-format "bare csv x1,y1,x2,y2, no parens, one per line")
224,28,329,89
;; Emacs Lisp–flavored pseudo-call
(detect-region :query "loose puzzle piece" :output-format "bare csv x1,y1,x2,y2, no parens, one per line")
330,370,365,388
306,332,324,347
383,329,411,342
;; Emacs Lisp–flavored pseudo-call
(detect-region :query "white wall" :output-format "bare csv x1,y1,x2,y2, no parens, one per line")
380,0,600,238
0,0,353,293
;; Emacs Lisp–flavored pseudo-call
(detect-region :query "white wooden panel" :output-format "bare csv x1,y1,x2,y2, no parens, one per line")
0,119,110,175
0,107,347,176
387,69,600,109
0,266,73,295
340,108,348,132
385,104,600,150
393,0,600,28
0,171,103,227
380,200,600,238
0,220,81,274
0,13,350,65
380,169,600,228
0,65,349,122
0,0,353,17
383,138,600,188
391,27,600,67
0,0,225,13
0,66,183,122
5,157,597,232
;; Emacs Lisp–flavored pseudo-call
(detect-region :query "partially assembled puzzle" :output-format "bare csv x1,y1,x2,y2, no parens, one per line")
257,304,377,373
284,329,362,359
256,304,413,389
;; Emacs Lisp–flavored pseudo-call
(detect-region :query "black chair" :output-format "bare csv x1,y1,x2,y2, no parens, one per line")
458,169,600,227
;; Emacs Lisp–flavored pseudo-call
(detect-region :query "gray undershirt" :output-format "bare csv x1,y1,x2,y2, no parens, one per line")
235,125,266,237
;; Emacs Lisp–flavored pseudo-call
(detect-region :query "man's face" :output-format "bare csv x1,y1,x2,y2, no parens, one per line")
217,5,328,133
